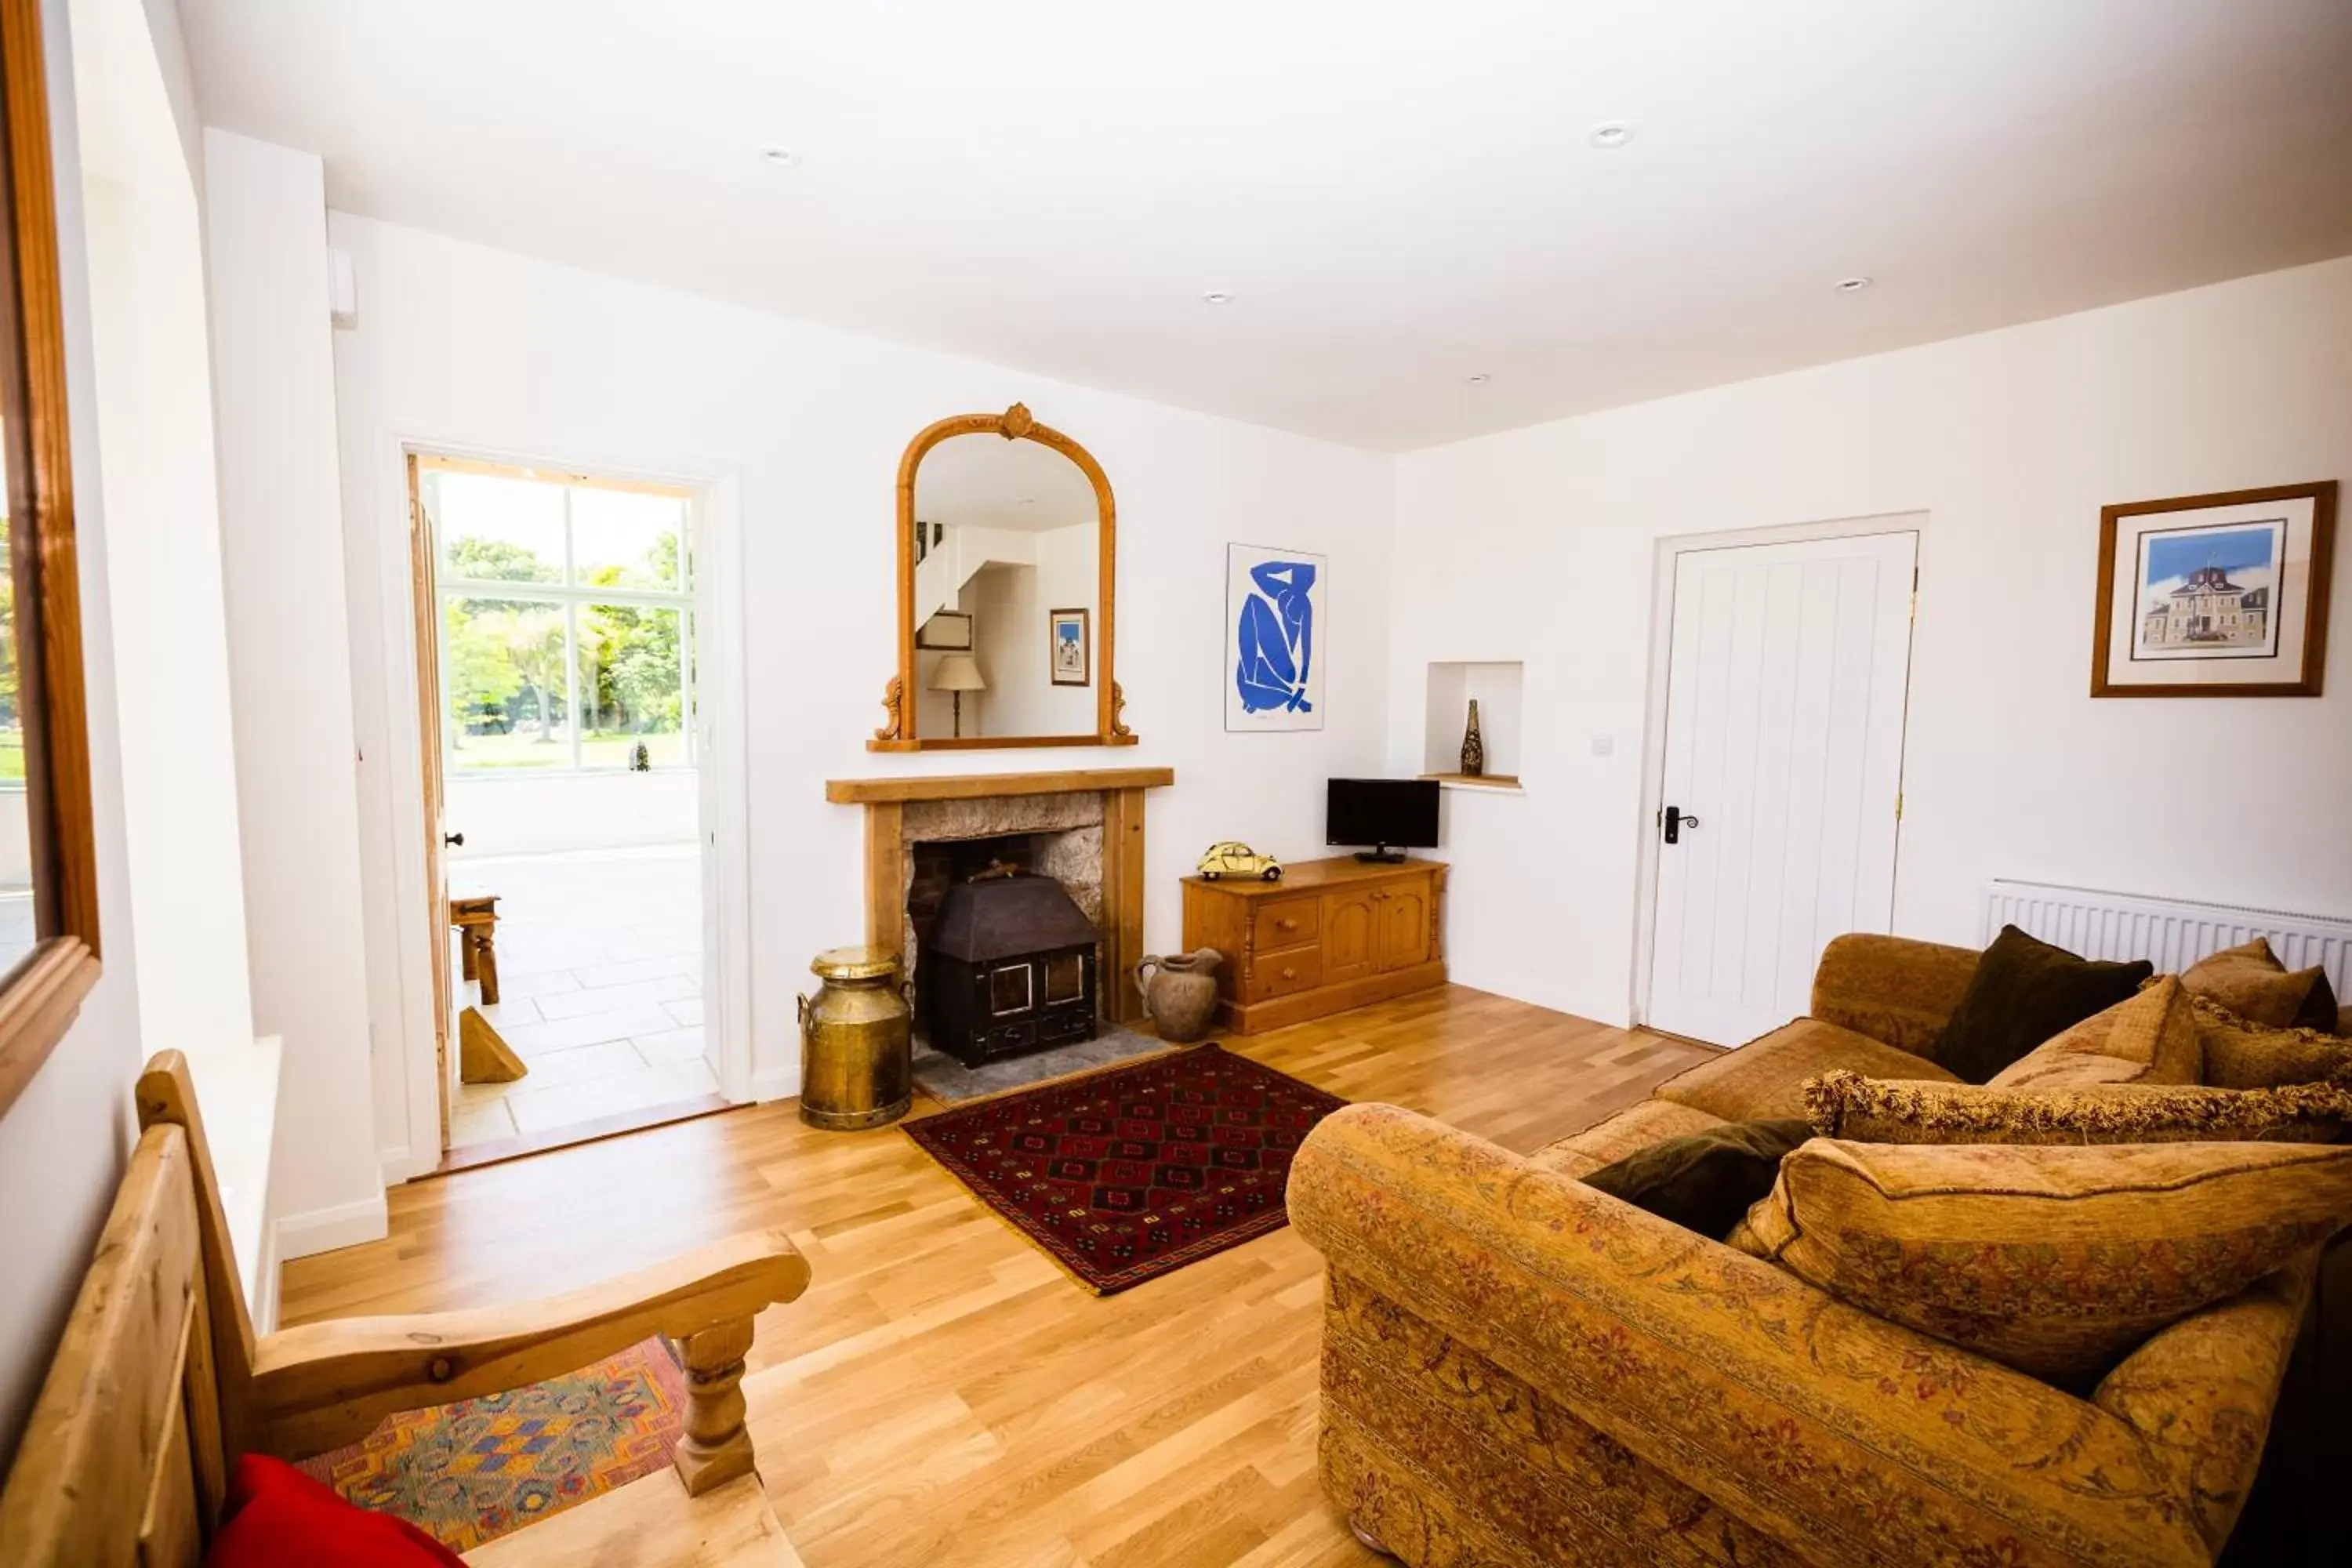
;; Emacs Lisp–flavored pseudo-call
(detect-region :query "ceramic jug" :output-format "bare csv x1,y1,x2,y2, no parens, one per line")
1133,947,1224,1044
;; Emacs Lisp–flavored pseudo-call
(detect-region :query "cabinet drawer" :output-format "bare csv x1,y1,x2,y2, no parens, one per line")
1244,946,1324,1004
1250,897,1319,951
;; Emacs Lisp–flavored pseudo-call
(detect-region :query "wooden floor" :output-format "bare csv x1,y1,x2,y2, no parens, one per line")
283,985,1712,1566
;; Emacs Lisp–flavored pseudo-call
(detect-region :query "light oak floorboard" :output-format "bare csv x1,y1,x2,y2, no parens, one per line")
284,985,1711,1566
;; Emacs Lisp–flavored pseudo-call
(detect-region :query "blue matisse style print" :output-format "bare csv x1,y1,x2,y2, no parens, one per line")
1235,560,1316,713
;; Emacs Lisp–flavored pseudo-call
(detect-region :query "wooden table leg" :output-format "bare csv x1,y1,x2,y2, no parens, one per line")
474,927,499,1006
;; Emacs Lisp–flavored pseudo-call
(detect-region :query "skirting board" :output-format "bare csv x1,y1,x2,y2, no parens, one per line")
379,1142,435,1185
276,1191,390,1261
750,1067,797,1104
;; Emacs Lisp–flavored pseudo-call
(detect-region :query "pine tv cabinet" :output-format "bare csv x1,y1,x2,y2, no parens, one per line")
1180,856,1446,1035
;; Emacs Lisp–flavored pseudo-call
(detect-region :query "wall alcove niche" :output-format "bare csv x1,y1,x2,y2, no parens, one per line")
871,403,1137,751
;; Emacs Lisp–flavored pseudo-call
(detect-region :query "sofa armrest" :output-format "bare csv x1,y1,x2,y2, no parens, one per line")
1290,1104,2213,1568
1809,932,1980,1056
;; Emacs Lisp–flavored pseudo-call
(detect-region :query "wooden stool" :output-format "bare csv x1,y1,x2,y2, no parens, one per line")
451,892,501,1004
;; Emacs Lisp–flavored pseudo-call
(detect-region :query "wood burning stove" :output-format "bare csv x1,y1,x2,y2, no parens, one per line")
923,868,1098,1068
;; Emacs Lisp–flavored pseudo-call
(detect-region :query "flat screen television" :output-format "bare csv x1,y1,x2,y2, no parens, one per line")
1326,778,1440,863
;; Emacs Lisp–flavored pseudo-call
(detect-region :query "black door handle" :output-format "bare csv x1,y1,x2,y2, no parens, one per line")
1661,807,1699,845
444,832,465,848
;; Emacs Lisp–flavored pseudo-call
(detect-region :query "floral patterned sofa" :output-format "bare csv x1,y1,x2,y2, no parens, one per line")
1288,935,2325,1568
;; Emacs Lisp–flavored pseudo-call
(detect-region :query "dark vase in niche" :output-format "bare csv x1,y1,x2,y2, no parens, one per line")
1459,699,1484,778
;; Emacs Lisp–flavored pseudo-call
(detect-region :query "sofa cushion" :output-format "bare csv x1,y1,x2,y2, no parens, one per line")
2182,937,2337,1030
1529,1098,1728,1179
1929,924,2154,1083
1730,1138,2352,1385
1581,1119,1814,1240
1653,1018,1959,1122
1807,933,1981,1058
1987,977,2201,1090
2190,993,2352,1088
1802,1067,2352,1145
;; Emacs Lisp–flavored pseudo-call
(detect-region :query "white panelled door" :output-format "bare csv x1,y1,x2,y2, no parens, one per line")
1646,532,1918,1047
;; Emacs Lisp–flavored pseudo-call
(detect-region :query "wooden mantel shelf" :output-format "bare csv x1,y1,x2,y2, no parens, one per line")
825,767,1174,805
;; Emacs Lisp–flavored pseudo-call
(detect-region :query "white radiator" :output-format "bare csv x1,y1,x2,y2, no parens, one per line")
1982,879,2352,995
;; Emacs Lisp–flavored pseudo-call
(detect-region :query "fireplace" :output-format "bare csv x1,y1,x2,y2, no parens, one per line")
825,766,1174,1025
924,869,1099,1068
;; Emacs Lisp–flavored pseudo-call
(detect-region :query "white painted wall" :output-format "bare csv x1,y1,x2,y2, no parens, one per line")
445,771,697,860
204,131,383,1257
1387,258,2352,1026
324,213,1394,1171
0,0,149,1468
75,0,256,1082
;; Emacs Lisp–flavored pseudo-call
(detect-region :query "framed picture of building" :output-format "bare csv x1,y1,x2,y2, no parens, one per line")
1048,608,1089,685
2092,481,2336,697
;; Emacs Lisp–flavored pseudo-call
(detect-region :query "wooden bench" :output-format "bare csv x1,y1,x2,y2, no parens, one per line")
0,1051,810,1566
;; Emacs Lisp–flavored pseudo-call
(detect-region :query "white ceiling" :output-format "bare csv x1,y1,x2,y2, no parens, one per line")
180,0,2352,450
916,434,1097,533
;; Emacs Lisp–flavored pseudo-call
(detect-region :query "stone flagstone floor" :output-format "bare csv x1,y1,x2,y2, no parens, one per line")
449,844,713,1151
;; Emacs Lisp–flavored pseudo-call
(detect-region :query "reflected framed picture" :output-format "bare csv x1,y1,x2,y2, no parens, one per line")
2092,481,2336,697
1048,608,1089,686
916,608,974,652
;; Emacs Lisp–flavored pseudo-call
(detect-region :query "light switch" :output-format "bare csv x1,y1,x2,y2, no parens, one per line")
1591,734,1615,757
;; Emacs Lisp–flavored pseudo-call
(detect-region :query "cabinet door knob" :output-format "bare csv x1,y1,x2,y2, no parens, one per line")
1281,967,1297,980
1276,918,1296,931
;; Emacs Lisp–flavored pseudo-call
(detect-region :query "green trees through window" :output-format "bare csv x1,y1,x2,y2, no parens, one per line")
424,464,693,772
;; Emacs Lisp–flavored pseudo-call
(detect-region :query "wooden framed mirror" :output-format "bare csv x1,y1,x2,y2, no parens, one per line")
0,0,103,1120
871,403,1135,750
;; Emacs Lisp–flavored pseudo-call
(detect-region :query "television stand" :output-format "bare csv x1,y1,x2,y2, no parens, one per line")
1352,846,1406,864
1181,855,1448,1034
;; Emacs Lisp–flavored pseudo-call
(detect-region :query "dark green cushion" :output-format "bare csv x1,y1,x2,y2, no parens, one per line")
2295,969,2340,1034
1932,924,2154,1083
1580,1119,1813,1240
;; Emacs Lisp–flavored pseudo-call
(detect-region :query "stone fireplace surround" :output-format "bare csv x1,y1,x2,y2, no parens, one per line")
824,768,1175,1024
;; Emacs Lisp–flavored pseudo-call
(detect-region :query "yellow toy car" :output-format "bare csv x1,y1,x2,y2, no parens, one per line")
1197,841,1282,880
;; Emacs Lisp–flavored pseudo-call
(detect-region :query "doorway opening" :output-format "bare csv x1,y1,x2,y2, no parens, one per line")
408,451,729,1166
1637,522,1921,1047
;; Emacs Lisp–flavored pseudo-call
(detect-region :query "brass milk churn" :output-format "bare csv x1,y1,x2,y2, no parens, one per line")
797,946,913,1130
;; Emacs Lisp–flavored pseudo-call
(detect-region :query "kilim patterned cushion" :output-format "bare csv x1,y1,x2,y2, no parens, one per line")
903,1042,1346,1294
296,1337,685,1552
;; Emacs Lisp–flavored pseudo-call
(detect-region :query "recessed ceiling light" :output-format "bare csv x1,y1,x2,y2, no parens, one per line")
1588,122,1632,149
1465,373,1491,386
759,145,799,168
1835,275,1873,293
1202,289,1234,305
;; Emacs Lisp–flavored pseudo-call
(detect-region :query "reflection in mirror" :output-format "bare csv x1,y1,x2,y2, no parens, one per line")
910,433,1099,741
0,430,27,975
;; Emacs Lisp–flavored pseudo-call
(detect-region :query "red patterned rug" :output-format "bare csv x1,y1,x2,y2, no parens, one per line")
904,1042,1347,1294
296,1336,685,1552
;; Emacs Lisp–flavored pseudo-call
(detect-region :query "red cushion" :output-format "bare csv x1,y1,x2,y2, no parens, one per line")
207,1454,467,1568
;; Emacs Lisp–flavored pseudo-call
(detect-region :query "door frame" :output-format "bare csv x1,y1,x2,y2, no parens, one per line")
1628,510,1926,1033
387,435,753,1178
